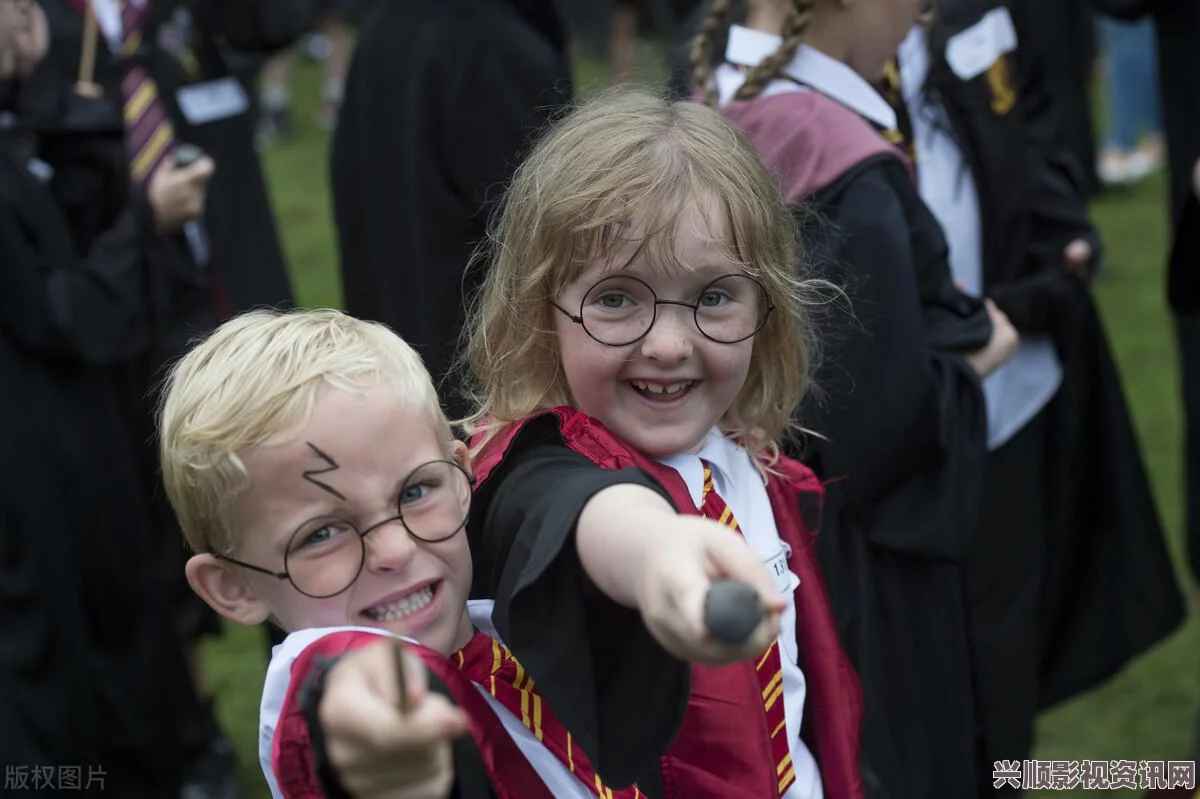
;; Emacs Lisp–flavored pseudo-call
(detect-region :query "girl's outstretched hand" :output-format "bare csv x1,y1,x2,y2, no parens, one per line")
320,640,469,799
634,516,786,664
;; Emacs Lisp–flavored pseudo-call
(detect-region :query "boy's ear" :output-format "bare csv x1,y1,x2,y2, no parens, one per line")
185,553,271,627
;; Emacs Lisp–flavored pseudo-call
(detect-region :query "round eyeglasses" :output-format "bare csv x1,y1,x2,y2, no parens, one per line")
550,273,774,347
210,459,473,599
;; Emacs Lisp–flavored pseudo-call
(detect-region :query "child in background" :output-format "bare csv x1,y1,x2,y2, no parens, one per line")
691,0,1020,795
462,88,863,798
158,308,783,798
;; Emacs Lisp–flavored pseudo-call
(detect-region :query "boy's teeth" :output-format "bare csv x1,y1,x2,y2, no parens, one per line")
367,585,434,622
632,381,690,396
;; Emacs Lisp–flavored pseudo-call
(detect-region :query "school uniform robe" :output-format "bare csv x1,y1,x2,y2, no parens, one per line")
1094,0,1200,589
21,0,304,317
18,0,308,664
1006,0,1100,197
923,0,1182,722
717,32,989,799
330,0,571,421
0,121,205,797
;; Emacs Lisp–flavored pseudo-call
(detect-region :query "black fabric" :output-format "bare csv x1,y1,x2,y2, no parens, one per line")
1006,0,1099,198
926,1,1102,302
298,655,356,799
20,0,305,653
468,415,690,789
917,0,1182,764
331,0,571,421
0,132,201,797
787,154,987,799
1179,314,1200,586
21,0,300,317
967,411,1048,792
1036,284,1185,708
1149,0,1200,315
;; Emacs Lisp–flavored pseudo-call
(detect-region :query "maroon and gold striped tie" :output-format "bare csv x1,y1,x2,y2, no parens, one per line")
118,0,175,186
700,463,795,795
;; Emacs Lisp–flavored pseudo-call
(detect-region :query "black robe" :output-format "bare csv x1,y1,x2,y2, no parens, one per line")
18,0,309,653
0,125,204,797
1092,0,1200,637
466,416,688,794
1006,0,1100,197
924,0,1183,725
330,0,571,421
20,0,304,318
723,88,990,799
800,155,986,799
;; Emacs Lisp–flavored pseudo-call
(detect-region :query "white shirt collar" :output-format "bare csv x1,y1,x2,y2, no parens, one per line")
724,24,898,131
656,428,741,510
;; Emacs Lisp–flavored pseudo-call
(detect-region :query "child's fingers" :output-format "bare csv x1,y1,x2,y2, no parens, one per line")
709,533,787,615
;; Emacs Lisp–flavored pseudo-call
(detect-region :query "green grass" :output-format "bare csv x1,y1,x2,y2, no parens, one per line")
203,59,1197,797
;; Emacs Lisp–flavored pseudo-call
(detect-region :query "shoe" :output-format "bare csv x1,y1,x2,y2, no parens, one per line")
1098,150,1136,188
180,736,242,799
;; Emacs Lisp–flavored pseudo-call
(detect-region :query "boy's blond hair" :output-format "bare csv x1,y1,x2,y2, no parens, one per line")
158,308,452,556
463,88,816,460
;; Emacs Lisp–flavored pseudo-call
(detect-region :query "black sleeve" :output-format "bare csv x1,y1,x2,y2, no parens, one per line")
800,161,988,558
468,416,690,789
203,0,316,53
0,171,202,365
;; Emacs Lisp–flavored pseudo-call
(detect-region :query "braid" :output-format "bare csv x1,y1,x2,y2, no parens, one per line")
690,0,735,107
733,0,814,101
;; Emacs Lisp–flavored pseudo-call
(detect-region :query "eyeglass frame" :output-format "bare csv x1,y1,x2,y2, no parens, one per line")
549,272,775,347
208,458,476,599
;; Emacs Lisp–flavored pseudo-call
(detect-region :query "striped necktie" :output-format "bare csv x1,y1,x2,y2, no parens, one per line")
880,56,917,165
118,0,176,185
455,630,646,799
700,462,795,796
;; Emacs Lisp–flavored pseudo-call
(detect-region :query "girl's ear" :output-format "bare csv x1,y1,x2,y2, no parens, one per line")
449,439,470,474
185,553,271,626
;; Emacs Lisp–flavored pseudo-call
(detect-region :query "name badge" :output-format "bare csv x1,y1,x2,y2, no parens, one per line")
946,7,1017,81
764,547,799,595
176,77,250,126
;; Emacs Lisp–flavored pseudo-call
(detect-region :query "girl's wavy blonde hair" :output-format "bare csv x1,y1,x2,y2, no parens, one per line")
158,308,452,556
462,88,818,463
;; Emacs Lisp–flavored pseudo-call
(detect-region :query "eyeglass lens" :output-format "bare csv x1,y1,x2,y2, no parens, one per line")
579,274,768,345
281,460,472,598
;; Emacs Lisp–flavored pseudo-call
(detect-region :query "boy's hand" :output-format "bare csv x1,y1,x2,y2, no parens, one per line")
319,640,470,799
634,517,786,664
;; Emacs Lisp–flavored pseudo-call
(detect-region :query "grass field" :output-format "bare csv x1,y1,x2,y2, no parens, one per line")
202,57,1198,797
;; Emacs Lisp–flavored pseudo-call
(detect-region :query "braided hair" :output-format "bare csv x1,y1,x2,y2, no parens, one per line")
734,0,816,101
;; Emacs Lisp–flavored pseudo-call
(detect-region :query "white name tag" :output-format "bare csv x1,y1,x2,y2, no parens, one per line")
946,7,1018,81
765,547,799,595
176,77,250,126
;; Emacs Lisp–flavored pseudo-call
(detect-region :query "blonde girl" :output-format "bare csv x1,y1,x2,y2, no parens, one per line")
462,88,863,799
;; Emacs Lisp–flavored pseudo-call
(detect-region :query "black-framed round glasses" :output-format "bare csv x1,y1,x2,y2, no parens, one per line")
550,273,774,347
210,459,473,599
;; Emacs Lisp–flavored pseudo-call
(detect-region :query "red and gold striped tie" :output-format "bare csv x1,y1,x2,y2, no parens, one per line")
700,463,795,795
118,0,175,186
455,630,645,799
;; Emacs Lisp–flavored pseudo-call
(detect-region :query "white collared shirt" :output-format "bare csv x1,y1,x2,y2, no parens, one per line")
657,429,823,799
717,24,897,133
897,25,1062,449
